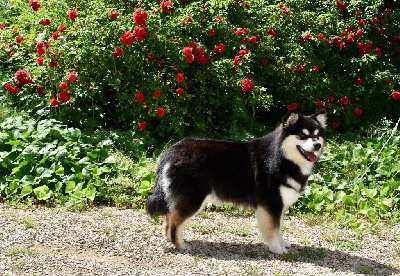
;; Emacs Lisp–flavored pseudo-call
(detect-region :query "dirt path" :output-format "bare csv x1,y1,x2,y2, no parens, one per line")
0,204,399,275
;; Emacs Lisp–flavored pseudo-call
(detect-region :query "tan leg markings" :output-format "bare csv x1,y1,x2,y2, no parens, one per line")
255,206,288,254
169,209,191,250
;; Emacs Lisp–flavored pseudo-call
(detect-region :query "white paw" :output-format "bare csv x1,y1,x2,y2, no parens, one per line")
281,240,291,248
268,241,287,255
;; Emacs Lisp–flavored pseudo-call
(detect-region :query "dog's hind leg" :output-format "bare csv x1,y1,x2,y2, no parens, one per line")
168,208,192,250
255,206,287,255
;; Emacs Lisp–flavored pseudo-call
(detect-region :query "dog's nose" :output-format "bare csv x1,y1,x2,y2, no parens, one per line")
313,143,321,151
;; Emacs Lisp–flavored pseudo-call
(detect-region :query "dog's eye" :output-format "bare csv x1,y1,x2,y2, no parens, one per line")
299,133,307,139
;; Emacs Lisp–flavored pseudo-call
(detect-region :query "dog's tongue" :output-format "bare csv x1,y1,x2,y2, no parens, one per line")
305,151,318,163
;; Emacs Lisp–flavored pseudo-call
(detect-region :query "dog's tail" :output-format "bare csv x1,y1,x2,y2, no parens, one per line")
146,158,169,216
146,188,169,216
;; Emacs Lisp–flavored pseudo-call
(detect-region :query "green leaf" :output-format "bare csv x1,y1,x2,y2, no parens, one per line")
364,188,377,199
367,209,377,222
65,181,76,193
140,180,151,196
20,185,33,197
6,140,21,146
104,155,116,164
55,165,64,175
342,195,355,206
83,186,96,200
33,185,53,200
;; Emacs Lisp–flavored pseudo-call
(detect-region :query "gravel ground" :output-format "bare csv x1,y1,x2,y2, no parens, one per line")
0,204,399,276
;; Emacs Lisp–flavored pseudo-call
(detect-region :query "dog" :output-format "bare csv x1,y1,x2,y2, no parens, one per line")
146,110,327,254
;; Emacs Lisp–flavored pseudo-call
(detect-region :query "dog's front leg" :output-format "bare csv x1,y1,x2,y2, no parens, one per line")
279,212,291,249
255,206,288,254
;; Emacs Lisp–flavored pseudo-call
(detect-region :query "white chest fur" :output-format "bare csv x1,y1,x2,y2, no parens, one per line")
280,186,301,210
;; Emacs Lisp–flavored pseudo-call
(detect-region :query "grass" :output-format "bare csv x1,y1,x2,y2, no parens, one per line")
21,217,35,229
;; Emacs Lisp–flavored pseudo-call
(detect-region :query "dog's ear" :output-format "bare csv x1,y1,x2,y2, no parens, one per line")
282,110,300,128
312,110,327,129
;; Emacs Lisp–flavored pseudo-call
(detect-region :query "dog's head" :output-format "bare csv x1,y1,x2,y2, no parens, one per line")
281,110,327,168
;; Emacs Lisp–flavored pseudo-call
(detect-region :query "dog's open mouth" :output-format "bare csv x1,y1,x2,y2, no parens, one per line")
297,145,318,163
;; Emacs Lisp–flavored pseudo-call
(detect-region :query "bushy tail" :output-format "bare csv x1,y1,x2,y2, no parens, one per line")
146,189,169,216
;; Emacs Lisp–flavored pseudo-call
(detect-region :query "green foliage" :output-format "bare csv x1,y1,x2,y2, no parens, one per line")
295,119,400,228
1,0,399,140
0,110,156,206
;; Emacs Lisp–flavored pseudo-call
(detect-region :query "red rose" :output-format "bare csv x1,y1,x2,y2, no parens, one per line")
209,29,216,36
175,73,185,82
134,9,148,25
133,26,148,41
354,77,363,85
60,82,68,90
160,1,173,12
353,107,362,117
5,83,19,94
138,122,147,130
314,66,319,72
15,36,24,43
110,10,118,19
375,48,382,56
36,86,46,96
58,24,66,32
250,36,257,43
318,33,324,39
156,108,165,117
9,51,15,56
234,29,243,36
214,43,225,54
392,91,400,100
336,1,346,9
40,18,51,26
58,90,71,102
121,31,133,45
37,57,43,65
358,19,366,27
239,49,249,55
287,103,298,110
241,79,254,92
135,92,145,102
154,90,161,98
315,100,323,106
177,87,184,94
49,59,57,68
68,72,78,82
186,56,194,63
330,122,339,128
356,29,364,37
115,47,124,55
15,69,33,86
233,56,244,66
385,79,391,84
50,98,59,106
328,96,335,103
267,29,277,38
187,17,193,23
182,47,193,57
35,47,44,56
189,42,197,49
1,22,7,29
50,32,59,40
260,59,268,66
29,1,41,11
68,10,77,20
340,96,349,105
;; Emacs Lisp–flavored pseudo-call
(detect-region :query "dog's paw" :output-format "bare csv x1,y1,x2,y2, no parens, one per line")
281,240,291,248
268,241,288,255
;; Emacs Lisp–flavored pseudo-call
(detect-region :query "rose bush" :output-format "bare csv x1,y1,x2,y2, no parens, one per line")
0,0,399,140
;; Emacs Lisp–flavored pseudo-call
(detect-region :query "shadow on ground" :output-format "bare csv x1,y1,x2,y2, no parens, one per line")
165,241,398,276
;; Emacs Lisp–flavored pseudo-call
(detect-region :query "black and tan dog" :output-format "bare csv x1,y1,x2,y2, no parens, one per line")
146,110,327,254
